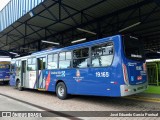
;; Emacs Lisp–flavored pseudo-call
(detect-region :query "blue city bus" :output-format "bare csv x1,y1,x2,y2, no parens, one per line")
10,35,147,99
0,61,10,84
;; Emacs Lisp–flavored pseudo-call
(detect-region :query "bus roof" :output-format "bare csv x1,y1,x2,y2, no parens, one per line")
32,35,120,56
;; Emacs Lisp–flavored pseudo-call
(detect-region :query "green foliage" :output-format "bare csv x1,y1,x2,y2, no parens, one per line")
145,85,160,94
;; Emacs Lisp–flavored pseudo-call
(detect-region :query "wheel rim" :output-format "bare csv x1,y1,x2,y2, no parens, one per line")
58,85,64,97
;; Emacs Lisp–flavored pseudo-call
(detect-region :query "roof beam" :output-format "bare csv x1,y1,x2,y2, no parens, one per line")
7,0,154,51
0,1,58,43
41,3,59,21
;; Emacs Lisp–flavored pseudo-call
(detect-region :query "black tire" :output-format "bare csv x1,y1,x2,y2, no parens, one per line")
4,81,9,85
56,82,68,100
17,80,23,91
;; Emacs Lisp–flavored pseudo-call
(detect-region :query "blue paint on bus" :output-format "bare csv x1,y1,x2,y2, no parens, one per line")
0,61,10,83
10,35,147,98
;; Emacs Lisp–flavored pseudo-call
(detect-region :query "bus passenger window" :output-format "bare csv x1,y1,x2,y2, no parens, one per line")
59,52,71,69
73,48,89,68
91,42,114,67
47,54,58,69
27,58,36,71
59,52,65,60
66,52,71,59
48,54,53,62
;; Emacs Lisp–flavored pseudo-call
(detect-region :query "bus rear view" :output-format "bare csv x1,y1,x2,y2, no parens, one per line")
120,35,147,96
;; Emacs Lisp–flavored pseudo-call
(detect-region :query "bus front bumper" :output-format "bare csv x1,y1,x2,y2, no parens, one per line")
120,82,148,96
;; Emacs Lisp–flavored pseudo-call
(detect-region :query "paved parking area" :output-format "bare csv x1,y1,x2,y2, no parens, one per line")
0,95,63,120
0,85,159,120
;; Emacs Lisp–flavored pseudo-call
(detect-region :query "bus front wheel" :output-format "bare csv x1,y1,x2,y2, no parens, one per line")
56,82,68,100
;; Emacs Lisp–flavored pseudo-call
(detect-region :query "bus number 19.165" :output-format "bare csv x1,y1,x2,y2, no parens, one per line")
96,72,109,77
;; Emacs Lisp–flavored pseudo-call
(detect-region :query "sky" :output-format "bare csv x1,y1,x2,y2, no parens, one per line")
0,0,11,11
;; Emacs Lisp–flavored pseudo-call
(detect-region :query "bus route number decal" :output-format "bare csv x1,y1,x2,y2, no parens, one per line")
96,72,109,77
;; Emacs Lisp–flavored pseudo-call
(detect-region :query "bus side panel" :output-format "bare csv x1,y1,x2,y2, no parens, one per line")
24,71,29,88
45,67,124,97
45,36,124,97
70,36,124,96
72,67,122,96
43,70,55,92
45,69,78,93
25,71,36,88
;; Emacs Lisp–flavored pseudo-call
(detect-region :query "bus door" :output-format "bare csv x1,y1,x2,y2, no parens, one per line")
21,60,26,86
37,57,46,89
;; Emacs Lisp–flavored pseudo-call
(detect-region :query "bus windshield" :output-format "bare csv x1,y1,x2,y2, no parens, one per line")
123,36,145,61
